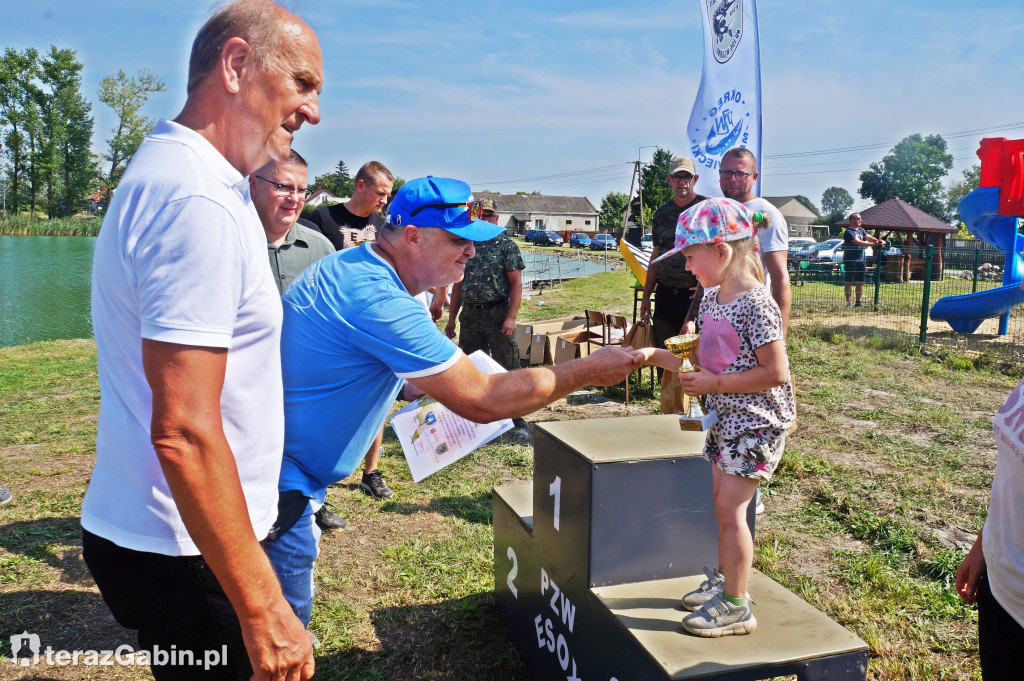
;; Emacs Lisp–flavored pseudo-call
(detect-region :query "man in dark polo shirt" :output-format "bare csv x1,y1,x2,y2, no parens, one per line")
639,156,705,357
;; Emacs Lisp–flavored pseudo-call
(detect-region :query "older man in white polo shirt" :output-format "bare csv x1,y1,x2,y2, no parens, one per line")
83,1,322,679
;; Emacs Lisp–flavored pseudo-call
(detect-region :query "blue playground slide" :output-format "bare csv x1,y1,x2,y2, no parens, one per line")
930,187,1024,334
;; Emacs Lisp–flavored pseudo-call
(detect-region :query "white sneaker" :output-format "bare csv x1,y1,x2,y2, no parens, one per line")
681,565,724,611
682,593,757,637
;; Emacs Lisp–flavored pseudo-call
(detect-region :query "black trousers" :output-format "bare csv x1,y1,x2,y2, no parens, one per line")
82,529,252,680
978,573,1024,680
652,285,695,379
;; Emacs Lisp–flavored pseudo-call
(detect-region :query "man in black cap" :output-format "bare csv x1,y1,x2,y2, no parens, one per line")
640,156,706,356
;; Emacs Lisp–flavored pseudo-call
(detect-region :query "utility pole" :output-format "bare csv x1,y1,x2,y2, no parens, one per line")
636,146,657,234
621,161,639,235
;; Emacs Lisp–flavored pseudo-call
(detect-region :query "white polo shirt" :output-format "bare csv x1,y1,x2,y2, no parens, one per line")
83,120,284,556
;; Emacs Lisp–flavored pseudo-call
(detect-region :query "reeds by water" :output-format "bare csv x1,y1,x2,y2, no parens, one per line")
0,215,101,236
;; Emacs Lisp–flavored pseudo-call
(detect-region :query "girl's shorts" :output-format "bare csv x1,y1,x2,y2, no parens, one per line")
703,427,786,481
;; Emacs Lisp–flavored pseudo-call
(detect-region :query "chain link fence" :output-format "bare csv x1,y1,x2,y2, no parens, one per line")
789,243,1024,363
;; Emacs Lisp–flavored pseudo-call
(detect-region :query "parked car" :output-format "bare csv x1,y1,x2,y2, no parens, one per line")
788,237,816,252
793,239,841,262
831,243,873,263
524,229,539,242
590,233,616,250
569,233,592,248
640,234,654,251
533,230,564,247
787,238,817,269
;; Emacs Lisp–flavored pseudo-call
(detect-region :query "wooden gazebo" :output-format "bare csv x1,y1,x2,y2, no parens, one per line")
836,198,956,281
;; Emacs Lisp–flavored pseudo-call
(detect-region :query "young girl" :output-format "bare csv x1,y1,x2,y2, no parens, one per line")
641,197,795,637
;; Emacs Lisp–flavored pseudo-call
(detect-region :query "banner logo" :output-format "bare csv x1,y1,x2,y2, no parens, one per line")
706,0,743,63
10,632,40,666
689,89,752,170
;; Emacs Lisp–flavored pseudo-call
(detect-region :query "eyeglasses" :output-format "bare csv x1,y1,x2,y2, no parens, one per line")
670,174,695,183
410,200,483,221
719,170,755,180
254,175,313,200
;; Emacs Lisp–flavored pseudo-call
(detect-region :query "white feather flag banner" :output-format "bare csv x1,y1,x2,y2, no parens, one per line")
685,0,762,198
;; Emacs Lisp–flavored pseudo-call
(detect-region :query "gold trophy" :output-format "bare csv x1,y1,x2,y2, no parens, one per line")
664,334,718,432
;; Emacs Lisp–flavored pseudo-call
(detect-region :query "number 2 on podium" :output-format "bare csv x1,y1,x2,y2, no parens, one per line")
549,476,561,531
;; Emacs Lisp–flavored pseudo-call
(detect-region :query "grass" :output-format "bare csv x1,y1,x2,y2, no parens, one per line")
0,275,1016,679
0,215,102,236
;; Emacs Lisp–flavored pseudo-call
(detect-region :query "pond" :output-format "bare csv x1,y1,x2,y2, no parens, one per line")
0,238,611,349
1,236,95,348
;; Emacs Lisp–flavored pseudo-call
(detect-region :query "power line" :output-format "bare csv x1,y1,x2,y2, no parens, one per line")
468,120,1022,192
471,162,633,186
764,121,1024,159
766,155,978,178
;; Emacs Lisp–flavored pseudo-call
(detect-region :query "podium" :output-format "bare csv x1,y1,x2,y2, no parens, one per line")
493,414,868,680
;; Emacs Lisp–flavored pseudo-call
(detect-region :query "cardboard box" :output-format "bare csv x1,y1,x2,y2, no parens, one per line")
551,330,599,364
514,316,577,353
528,320,588,365
515,317,587,363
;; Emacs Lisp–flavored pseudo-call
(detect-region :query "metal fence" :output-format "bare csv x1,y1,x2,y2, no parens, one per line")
789,245,1024,360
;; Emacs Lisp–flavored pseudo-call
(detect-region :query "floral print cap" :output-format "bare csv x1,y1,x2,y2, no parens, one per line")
650,197,766,264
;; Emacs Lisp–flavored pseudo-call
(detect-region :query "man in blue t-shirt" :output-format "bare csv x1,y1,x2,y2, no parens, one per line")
266,177,644,625
843,212,886,307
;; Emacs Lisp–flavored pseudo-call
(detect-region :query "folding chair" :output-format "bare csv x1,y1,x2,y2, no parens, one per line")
584,310,631,404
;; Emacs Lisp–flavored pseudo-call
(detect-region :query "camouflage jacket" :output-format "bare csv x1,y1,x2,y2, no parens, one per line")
461,234,525,303
652,196,704,290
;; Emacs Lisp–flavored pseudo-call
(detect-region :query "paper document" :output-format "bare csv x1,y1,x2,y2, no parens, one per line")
391,350,514,482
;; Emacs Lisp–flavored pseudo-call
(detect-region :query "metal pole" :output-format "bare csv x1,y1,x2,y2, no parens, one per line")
872,246,882,310
972,247,981,294
919,245,935,345
637,162,645,232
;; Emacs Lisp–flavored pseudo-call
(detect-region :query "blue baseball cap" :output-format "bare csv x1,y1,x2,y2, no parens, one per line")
386,176,505,241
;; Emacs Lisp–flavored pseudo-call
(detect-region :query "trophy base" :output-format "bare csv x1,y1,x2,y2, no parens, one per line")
678,410,718,432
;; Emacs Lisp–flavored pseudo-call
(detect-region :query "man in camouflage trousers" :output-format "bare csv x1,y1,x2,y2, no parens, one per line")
445,199,525,370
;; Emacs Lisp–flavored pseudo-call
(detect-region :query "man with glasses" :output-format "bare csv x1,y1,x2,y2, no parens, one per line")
640,156,706,359
692,147,791,335
444,198,525,371
252,151,335,294
310,161,394,251
265,176,644,626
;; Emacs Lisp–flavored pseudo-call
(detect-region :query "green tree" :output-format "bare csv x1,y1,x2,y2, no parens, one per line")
820,186,853,224
98,69,166,206
0,47,41,216
794,195,819,215
858,133,953,218
37,46,96,217
312,160,354,198
945,164,981,225
630,148,673,229
599,191,629,234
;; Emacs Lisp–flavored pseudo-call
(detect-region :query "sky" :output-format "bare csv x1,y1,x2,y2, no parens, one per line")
3,0,1024,213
